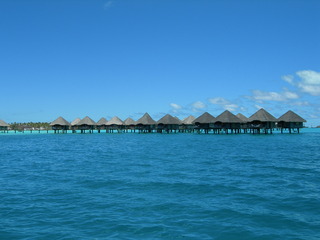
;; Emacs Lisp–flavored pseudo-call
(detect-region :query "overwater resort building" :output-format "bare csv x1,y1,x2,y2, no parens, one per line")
96,117,108,133
192,112,216,134
76,116,96,133
50,116,70,133
0,120,9,132
136,113,157,133
248,108,277,134
180,115,195,133
124,118,136,132
236,113,249,132
277,110,307,133
71,118,81,133
157,114,181,133
215,110,243,134
0,108,308,134
106,116,124,133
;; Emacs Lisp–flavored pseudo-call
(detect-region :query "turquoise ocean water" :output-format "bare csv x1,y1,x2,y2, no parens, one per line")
0,130,319,239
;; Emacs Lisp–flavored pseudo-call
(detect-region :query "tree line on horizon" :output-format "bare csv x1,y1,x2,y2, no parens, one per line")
9,122,51,130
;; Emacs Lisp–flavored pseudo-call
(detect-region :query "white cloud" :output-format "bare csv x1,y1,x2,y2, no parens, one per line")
170,103,182,110
282,75,294,84
208,97,239,111
239,106,247,112
104,1,113,9
255,104,263,109
294,70,320,96
308,114,319,119
192,101,206,111
225,104,239,111
298,84,320,96
252,90,299,102
283,91,299,99
288,101,310,106
296,70,320,85
252,90,283,101
209,97,229,105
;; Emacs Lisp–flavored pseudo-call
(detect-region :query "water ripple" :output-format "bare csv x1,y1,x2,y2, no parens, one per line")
0,132,319,239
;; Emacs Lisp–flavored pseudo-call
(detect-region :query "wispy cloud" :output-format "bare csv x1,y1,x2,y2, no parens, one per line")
224,104,239,111
209,97,229,105
284,70,320,96
191,101,206,112
297,70,320,85
170,103,182,110
295,70,320,96
251,89,299,102
169,103,184,115
208,97,239,112
288,101,310,106
254,104,263,110
282,75,294,84
104,1,113,10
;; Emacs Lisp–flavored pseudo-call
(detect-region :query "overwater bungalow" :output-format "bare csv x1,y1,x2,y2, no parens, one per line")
136,113,157,133
180,115,195,133
236,113,249,133
277,110,306,133
0,109,307,135
157,114,181,133
248,108,277,134
124,118,136,132
50,116,70,133
71,118,81,133
215,110,242,134
106,116,124,133
76,116,96,133
96,117,108,133
192,112,216,134
0,120,9,132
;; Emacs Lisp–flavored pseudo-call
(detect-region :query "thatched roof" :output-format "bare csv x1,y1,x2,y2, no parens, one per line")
182,115,195,124
106,116,124,126
50,116,70,126
157,114,181,125
71,118,81,126
278,110,306,122
236,113,249,122
174,116,182,124
215,110,242,123
192,112,216,124
124,118,136,125
248,108,277,122
0,120,9,127
136,113,156,125
76,116,97,126
97,117,108,126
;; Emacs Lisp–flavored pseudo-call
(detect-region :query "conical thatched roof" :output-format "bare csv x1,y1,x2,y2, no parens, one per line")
182,115,195,124
76,116,97,126
174,116,182,123
192,112,216,124
136,113,156,125
106,116,124,126
157,114,181,125
71,118,81,126
215,110,242,123
50,116,70,126
0,120,9,127
248,108,277,122
278,110,306,122
124,118,136,125
236,113,249,123
97,117,108,126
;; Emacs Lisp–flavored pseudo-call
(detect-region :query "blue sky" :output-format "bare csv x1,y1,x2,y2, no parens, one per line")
1,0,320,126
